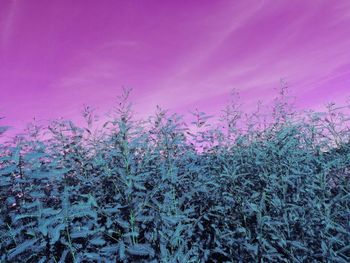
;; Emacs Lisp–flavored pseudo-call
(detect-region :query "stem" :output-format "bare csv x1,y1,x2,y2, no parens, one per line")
6,223,17,246
65,222,76,262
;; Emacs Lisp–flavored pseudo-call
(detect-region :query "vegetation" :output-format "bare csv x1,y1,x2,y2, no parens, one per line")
0,87,350,262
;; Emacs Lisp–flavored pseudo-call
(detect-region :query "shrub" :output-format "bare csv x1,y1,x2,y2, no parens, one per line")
1,87,349,262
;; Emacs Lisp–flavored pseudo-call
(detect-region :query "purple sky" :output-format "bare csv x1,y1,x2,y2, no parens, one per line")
1,0,350,137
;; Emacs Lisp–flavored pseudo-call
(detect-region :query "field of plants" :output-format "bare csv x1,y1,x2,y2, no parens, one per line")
1,88,350,262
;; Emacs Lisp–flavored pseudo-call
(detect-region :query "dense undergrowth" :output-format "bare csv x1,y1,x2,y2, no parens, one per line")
1,87,350,262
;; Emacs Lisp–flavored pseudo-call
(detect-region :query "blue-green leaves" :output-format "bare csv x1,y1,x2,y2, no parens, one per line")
7,239,38,260
1,89,350,262
127,243,155,257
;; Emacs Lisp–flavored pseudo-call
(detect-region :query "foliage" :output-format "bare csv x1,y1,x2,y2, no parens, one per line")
1,87,350,262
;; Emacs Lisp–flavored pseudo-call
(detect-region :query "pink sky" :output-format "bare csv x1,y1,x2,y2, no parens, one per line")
1,0,350,138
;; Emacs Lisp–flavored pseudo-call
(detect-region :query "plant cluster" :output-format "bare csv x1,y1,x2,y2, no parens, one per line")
0,88,350,262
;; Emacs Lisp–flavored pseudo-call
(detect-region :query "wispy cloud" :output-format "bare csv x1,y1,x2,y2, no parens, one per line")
142,0,350,115
0,0,19,52
99,40,139,50
1,0,350,136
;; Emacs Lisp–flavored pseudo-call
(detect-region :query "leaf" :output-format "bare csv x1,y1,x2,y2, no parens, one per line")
338,244,350,254
197,222,204,231
41,208,62,217
29,191,46,198
88,194,98,207
84,253,101,260
70,228,95,239
23,152,46,161
162,215,179,225
247,202,259,213
90,237,106,246
135,215,153,222
58,249,69,263
7,239,38,260
28,171,59,180
12,147,20,165
0,164,16,176
289,240,307,251
160,242,169,259
103,204,125,214
134,182,147,190
100,245,118,255
115,218,130,229
236,227,246,233
244,243,258,256
5,196,16,206
127,243,155,257
70,204,97,219
123,231,139,238
49,224,65,244
0,175,11,186
119,241,126,260
14,213,40,222
38,222,48,236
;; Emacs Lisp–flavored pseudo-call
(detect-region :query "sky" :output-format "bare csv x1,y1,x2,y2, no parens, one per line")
1,0,350,138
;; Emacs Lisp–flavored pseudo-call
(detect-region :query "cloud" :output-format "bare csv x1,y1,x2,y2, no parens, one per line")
99,40,139,49
0,0,19,51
